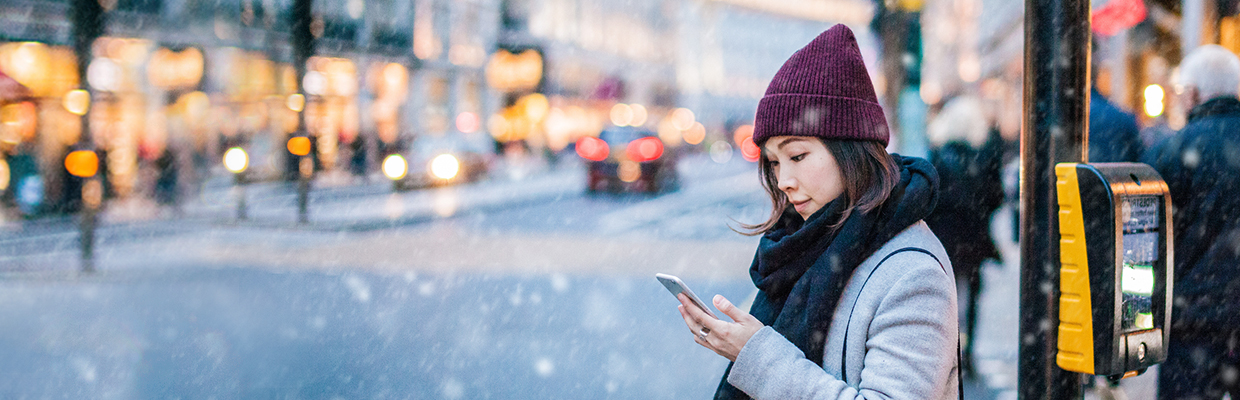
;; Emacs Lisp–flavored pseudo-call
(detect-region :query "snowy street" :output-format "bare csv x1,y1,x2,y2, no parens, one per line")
0,153,1158,399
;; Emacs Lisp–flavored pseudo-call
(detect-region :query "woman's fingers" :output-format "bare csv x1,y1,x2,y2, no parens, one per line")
678,295,718,338
677,304,699,334
677,293,711,322
713,294,757,325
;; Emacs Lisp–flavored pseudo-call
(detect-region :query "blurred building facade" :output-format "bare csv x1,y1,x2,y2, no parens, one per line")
0,0,878,216
494,0,875,160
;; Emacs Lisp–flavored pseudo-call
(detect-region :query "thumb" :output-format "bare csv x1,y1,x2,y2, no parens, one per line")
714,294,756,324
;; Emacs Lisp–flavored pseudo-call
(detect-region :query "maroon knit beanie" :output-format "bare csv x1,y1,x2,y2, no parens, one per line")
752,24,889,146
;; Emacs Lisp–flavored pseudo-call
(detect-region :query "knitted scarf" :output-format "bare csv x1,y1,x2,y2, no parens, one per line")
714,154,939,400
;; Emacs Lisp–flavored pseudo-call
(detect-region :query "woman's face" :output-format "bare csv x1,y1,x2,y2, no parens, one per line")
763,136,845,221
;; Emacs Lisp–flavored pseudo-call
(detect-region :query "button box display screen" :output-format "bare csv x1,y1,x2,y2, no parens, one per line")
1120,196,1159,332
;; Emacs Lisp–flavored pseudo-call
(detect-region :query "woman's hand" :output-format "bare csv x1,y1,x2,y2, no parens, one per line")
677,293,764,361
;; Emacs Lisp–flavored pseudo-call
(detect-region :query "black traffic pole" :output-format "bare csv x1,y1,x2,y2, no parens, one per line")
291,0,314,224
71,0,104,273
237,174,248,221
1020,0,1090,397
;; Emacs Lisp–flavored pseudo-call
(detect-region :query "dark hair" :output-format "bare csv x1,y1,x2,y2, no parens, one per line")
738,138,899,236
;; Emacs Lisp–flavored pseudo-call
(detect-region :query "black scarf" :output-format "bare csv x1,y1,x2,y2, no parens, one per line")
714,154,939,400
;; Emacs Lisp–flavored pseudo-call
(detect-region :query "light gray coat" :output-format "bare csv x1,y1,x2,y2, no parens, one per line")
727,221,960,399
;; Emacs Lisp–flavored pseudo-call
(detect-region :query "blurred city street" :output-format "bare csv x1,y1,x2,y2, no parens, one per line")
0,154,771,399
0,153,1067,399
0,0,1202,396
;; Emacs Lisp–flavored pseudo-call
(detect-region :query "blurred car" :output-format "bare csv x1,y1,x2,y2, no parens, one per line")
577,127,679,193
385,133,495,190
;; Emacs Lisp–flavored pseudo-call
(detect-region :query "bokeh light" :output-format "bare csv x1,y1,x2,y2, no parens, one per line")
575,136,609,162
456,112,480,133
657,118,682,146
630,104,648,127
1143,84,1164,117
0,158,9,191
670,108,695,131
65,150,99,178
740,136,761,162
223,147,248,173
287,93,305,112
683,122,706,145
287,136,312,156
383,154,408,180
63,89,90,116
618,160,641,183
626,137,663,162
710,141,733,164
610,103,634,127
430,154,460,180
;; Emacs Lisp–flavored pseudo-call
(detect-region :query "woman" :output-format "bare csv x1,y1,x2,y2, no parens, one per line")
675,25,959,399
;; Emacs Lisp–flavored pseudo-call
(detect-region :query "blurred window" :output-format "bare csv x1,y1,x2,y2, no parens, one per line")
600,128,651,145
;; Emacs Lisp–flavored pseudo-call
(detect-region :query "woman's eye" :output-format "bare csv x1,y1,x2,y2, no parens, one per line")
790,153,807,162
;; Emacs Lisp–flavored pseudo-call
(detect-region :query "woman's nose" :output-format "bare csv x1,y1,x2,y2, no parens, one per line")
777,172,796,193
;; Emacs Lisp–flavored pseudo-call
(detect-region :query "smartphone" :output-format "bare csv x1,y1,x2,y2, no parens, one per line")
656,273,718,319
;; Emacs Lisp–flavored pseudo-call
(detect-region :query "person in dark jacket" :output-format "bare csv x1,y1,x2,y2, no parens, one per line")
1144,44,1240,400
672,25,959,400
1088,37,1143,163
154,146,179,209
924,96,1004,378
1089,89,1143,163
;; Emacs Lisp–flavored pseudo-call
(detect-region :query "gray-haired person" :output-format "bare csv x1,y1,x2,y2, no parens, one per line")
1144,44,1240,399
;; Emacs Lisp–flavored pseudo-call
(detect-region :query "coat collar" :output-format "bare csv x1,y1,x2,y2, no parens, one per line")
1187,97,1240,122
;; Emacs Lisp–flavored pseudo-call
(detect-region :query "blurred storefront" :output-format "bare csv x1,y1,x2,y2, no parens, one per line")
0,0,504,215
408,0,497,160
0,0,915,216
0,40,88,214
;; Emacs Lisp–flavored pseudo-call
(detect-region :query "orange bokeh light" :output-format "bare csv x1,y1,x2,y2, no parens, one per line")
65,150,99,177
287,136,312,156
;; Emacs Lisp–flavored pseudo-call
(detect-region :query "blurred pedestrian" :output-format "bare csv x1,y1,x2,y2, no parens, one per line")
350,133,368,179
154,147,179,213
1143,44,1240,399
1089,86,1143,162
1089,37,1143,163
924,96,1004,378
673,25,959,400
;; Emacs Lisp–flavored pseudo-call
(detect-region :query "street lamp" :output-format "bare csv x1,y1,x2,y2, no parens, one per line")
223,147,248,220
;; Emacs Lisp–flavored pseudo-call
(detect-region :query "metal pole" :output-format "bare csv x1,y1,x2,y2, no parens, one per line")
1020,0,1091,397
292,0,313,224
235,174,247,221
297,160,309,223
72,0,104,273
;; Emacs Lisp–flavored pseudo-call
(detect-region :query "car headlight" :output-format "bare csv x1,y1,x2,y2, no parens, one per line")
383,154,408,180
223,147,248,173
430,154,460,180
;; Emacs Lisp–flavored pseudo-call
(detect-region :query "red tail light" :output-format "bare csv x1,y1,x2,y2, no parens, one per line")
576,136,610,161
626,137,664,162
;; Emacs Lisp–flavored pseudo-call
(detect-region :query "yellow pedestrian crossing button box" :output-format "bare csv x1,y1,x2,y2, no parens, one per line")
1055,162,1173,380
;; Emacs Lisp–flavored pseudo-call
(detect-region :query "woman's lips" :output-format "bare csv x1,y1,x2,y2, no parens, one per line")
792,199,810,211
